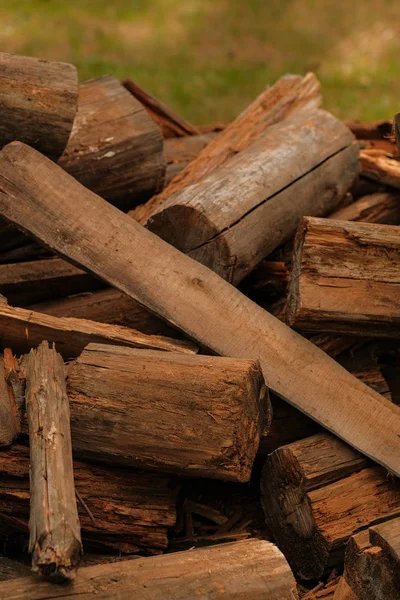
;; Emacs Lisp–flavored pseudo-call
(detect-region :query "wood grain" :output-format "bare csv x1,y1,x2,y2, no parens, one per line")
0,350,20,446
360,149,400,188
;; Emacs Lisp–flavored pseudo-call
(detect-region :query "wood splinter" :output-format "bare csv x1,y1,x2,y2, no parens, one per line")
26,341,82,581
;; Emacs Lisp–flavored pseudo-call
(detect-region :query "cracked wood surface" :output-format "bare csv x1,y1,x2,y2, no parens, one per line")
0,142,399,477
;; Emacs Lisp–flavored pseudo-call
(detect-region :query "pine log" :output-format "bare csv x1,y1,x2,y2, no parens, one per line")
0,539,299,600
261,434,400,579
329,191,400,224
0,350,20,446
132,72,321,224
286,217,400,337
0,444,177,555
164,133,217,185
360,148,400,188
30,288,180,337
0,53,78,159
58,75,165,210
123,77,200,138
0,143,399,477
0,301,197,359
26,342,82,581
141,109,359,284
0,258,102,306
61,343,268,480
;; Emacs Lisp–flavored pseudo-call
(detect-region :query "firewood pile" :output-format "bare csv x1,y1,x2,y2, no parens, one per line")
0,51,399,599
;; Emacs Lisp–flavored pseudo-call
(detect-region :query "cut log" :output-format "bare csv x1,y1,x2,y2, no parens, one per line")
123,77,200,138
0,538,299,600
25,342,82,581
164,133,217,185
0,53,78,159
286,217,400,337
62,343,268,480
0,143,400,477
30,288,180,337
261,434,400,579
360,148,400,188
329,191,400,224
0,258,102,306
0,444,177,555
132,72,321,224
0,301,197,359
58,75,165,210
0,350,20,446
141,109,359,284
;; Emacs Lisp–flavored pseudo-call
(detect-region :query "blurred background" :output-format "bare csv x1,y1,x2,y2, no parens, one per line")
2,0,399,124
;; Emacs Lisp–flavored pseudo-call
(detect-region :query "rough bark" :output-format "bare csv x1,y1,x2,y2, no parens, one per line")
0,143,399,477
360,148,400,188
0,350,21,446
63,343,268,481
286,217,400,337
0,52,78,159
0,301,197,359
25,342,82,581
261,435,400,579
123,77,200,138
0,444,177,555
58,75,165,210
0,539,299,600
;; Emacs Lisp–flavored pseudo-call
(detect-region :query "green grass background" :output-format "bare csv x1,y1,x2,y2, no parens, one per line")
1,0,399,124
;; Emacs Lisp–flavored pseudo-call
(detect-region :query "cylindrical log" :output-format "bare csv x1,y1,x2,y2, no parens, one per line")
26,342,82,581
64,343,268,481
0,539,299,600
58,75,166,210
0,53,78,159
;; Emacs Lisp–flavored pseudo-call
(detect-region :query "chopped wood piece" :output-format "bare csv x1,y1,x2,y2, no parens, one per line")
0,538,299,600
261,435,400,579
59,75,165,210
286,217,400,337
0,258,102,306
0,350,20,446
302,577,341,599
26,342,82,581
0,53,77,159
0,444,177,554
30,288,180,337
345,119,393,140
0,302,197,359
360,148,400,188
0,142,399,477
329,191,400,224
164,133,217,185
63,343,268,480
123,77,200,138
332,577,359,599
140,109,358,284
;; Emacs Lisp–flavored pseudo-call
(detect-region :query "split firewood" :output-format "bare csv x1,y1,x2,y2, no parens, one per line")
0,444,177,555
345,119,393,140
334,518,400,599
261,433,400,579
0,143,399,477
286,217,400,337
139,108,358,284
61,343,267,480
0,258,102,306
25,342,82,581
164,133,217,185
0,539,298,600
0,53,78,159
360,148,400,188
30,288,180,337
123,77,200,138
0,301,197,358
58,75,165,210
0,350,20,446
329,191,400,224
301,577,340,600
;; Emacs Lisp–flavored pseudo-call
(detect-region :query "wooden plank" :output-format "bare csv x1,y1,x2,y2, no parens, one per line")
59,75,165,211
26,342,82,581
0,142,399,476
0,53,77,159
286,217,400,337
0,539,299,600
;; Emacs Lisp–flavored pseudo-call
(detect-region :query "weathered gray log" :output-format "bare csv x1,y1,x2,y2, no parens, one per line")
0,539,298,600
0,53,78,159
0,349,20,446
26,342,82,581
58,75,165,210
286,217,400,337
0,142,399,477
